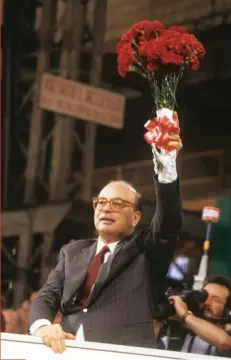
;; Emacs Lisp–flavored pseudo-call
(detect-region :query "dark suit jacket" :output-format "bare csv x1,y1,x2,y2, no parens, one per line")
29,179,182,348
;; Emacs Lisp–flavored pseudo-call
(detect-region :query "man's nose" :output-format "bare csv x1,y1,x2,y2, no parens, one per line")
102,202,111,211
205,296,212,306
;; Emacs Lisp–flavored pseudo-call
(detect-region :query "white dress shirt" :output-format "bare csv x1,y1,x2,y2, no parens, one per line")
181,334,216,355
29,149,177,338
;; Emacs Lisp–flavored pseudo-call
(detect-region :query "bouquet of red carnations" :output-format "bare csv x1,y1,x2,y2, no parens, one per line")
116,20,205,150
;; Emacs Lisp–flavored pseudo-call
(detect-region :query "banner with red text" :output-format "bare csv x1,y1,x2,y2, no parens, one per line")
39,73,125,129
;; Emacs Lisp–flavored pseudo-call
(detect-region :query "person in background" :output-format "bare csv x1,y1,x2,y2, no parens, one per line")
2,309,20,333
168,275,231,357
168,233,202,284
1,312,6,332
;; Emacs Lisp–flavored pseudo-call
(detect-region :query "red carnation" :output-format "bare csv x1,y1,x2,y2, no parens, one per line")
132,20,153,35
132,20,163,34
180,33,206,59
160,30,183,54
116,40,125,54
189,54,200,70
131,20,164,40
117,43,135,77
160,50,184,65
161,29,181,39
121,29,134,43
147,61,158,71
139,38,165,62
168,25,187,33
150,20,164,32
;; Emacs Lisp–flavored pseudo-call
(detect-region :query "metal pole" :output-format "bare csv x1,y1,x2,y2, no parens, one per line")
24,0,57,205
48,0,85,201
3,27,11,208
205,222,212,243
13,225,32,307
82,0,108,201
40,232,53,287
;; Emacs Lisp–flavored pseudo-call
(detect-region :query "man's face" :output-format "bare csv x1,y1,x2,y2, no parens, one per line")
94,182,141,242
203,283,230,318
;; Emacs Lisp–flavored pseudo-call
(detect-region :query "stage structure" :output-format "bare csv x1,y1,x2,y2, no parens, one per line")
2,332,230,360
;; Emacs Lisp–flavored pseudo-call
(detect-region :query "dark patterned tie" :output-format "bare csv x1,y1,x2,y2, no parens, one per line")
80,245,110,306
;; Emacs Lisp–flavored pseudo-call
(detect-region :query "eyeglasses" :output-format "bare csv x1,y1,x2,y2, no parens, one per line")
92,197,136,211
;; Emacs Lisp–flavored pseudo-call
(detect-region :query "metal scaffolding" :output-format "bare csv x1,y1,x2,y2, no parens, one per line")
23,0,58,205
2,0,108,306
22,0,108,205
48,1,86,201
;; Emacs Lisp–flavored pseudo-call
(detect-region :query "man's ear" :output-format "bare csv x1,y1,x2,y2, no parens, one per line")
133,211,142,227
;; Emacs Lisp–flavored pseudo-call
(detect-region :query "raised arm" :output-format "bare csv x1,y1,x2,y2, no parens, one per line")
151,177,182,237
145,134,183,277
147,178,182,277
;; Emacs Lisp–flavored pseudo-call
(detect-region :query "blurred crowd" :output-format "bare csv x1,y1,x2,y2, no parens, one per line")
1,292,62,334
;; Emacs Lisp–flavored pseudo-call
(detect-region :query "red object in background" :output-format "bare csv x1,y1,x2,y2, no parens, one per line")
202,206,220,223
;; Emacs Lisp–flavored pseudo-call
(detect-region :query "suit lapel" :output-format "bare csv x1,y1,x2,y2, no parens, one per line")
62,241,97,306
108,234,141,280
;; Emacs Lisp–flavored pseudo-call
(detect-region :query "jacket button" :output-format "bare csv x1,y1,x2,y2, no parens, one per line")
83,308,88,313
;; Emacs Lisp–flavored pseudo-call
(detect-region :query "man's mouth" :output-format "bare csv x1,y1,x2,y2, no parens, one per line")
203,307,212,315
100,217,115,223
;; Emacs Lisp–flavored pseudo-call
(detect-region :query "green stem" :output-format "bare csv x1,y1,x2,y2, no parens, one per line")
147,68,184,110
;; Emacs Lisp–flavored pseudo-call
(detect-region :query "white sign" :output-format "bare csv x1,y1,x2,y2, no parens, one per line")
202,206,220,223
1,333,227,360
39,73,125,129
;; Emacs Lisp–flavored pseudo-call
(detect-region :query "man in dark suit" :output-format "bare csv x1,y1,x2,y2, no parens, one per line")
29,133,183,353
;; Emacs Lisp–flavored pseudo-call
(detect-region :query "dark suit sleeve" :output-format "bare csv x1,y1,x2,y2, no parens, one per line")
145,178,183,278
29,246,66,326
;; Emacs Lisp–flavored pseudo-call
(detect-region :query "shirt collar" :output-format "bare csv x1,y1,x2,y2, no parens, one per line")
96,237,120,255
